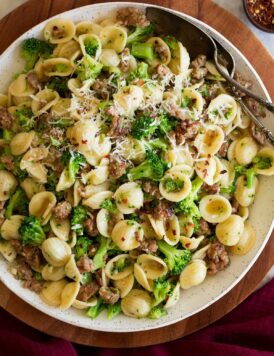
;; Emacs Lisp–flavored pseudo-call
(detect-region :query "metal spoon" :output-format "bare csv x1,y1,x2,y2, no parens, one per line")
146,7,274,145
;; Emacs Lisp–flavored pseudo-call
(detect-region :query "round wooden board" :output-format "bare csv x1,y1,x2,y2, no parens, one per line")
0,0,273,348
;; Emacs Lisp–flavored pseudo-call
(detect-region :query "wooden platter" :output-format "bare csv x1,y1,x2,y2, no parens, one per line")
0,0,273,348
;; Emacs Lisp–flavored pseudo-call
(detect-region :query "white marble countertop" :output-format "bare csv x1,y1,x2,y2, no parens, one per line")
0,0,273,284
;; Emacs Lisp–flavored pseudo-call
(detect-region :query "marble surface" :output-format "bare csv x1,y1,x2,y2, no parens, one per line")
0,0,273,285
0,0,273,55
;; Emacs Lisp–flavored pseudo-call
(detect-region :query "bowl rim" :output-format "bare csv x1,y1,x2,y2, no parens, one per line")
0,1,273,333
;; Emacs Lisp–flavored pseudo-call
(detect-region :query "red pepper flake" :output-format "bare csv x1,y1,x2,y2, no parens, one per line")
246,0,274,30
122,198,128,204
82,139,88,144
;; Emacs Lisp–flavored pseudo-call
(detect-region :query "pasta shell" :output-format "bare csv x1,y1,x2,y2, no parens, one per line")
40,279,67,306
44,18,76,44
111,220,143,251
0,171,17,201
192,244,211,260
194,125,225,156
56,168,75,192
208,94,237,125
0,94,8,107
75,21,102,37
182,88,204,117
65,255,81,282
121,289,152,318
0,240,16,262
230,223,256,255
195,156,221,186
9,74,36,97
254,147,274,176
81,181,110,198
20,178,45,199
216,214,244,246
180,235,204,250
1,215,24,240
29,191,57,224
113,85,144,117
60,282,80,310
219,159,235,190
96,208,123,238
105,254,134,280
83,190,113,210
100,25,127,53
114,182,143,214
42,237,71,267
199,194,232,223
42,58,74,77
235,137,258,165
50,216,70,241
168,41,190,74
234,176,258,207
137,254,168,279
55,40,81,61
73,180,82,207
21,162,48,184
146,37,171,67
78,34,102,59
164,215,180,246
72,297,97,309
134,263,153,292
160,170,191,202
165,282,180,309
42,264,66,281
178,214,195,238
31,89,60,115
21,147,49,163
85,165,109,185
179,260,207,289
99,49,120,67
10,131,35,156
113,273,134,298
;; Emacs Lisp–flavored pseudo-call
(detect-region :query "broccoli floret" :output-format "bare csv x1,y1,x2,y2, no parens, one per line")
93,236,111,270
11,156,28,181
21,38,55,71
47,77,70,97
128,149,168,181
107,301,121,320
176,176,203,228
61,150,87,182
74,236,91,260
15,106,35,132
19,215,46,246
157,240,192,275
152,277,171,306
126,24,155,45
100,198,118,213
131,42,154,60
127,62,149,82
131,115,157,140
76,55,103,81
148,305,168,319
71,205,88,236
253,155,272,170
220,182,236,195
2,129,13,155
83,37,99,57
86,298,105,319
234,164,257,189
145,138,168,152
163,35,178,52
5,188,28,218
156,114,177,136
48,116,74,128
162,177,184,193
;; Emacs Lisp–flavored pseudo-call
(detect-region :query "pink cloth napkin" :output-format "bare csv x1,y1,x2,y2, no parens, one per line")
0,278,273,356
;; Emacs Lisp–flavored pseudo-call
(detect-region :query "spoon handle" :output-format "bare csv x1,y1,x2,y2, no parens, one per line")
214,51,274,113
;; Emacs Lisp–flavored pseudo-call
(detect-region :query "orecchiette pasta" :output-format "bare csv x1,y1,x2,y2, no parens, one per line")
179,260,207,289
199,194,232,223
114,182,143,214
121,289,152,318
111,220,143,251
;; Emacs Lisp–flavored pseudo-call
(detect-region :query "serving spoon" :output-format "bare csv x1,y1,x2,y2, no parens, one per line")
146,7,274,145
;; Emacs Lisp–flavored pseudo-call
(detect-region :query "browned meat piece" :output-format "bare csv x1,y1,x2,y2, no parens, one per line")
26,72,41,90
155,64,171,78
108,213,122,235
108,154,127,179
14,259,33,280
116,8,150,27
21,245,45,270
249,121,266,145
23,278,43,293
0,201,5,227
88,243,99,258
99,286,120,305
201,183,220,195
0,106,14,129
142,181,161,199
172,119,200,145
195,218,212,237
233,72,252,98
191,54,208,80
10,239,22,253
154,40,169,63
52,25,65,39
92,79,114,100
94,269,103,287
218,141,229,158
53,201,72,220
165,102,187,121
153,200,174,221
139,239,158,254
84,215,98,237
77,281,99,302
76,256,94,273
206,242,230,275
43,147,64,173
231,199,239,214
0,155,14,171
119,48,131,73
107,112,130,138
244,97,266,118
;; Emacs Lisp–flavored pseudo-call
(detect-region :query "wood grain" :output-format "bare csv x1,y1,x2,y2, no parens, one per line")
0,0,273,348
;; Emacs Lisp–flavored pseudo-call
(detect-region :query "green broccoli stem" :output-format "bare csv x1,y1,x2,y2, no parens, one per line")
93,236,111,270
107,301,121,320
148,305,168,319
5,188,27,218
3,129,13,155
131,43,154,60
245,168,255,189
86,298,105,319
189,176,204,198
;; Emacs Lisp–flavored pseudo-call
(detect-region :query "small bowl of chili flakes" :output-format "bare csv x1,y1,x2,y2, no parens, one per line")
243,0,274,33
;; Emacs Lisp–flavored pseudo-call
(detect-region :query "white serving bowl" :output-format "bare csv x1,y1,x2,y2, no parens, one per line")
0,2,273,333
